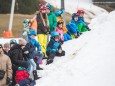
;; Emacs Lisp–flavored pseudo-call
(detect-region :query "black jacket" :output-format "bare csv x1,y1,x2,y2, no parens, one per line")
23,42,35,59
9,44,29,69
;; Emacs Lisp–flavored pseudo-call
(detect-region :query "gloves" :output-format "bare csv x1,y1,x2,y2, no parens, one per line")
6,77,12,85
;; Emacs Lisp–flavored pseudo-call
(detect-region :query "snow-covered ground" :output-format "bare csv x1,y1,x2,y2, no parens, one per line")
35,11,115,86
45,0,108,23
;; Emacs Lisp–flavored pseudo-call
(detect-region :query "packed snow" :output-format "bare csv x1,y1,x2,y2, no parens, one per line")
45,0,108,23
35,11,115,86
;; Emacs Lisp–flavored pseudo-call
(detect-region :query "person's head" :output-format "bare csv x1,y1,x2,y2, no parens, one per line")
23,19,31,28
72,13,79,21
57,21,63,28
77,10,84,17
29,29,37,39
39,3,46,13
4,43,10,51
10,39,17,47
19,38,27,49
0,44,3,54
46,3,52,14
51,31,60,41
55,10,63,17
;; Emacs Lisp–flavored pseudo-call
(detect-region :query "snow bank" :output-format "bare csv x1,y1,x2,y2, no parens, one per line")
36,11,115,86
45,0,108,23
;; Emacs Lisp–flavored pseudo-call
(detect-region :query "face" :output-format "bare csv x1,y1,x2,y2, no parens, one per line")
79,13,84,17
30,35,35,39
41,10,46,13
54,36,59,41
74,17,78,21
4,47,10,51
58,23,63,28
21,45,25,49
46,8,50,14
0,47,3,53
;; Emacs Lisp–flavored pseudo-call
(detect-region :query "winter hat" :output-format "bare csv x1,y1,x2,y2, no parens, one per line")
29,29,37,36
46,3,52,11
39,3,46,10
19,38,27,46
72,13,79,20
10,39,17,45
55,10,63,17
51,31,59,37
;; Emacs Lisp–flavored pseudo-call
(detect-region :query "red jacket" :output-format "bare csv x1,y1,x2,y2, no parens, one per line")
15,70,29,83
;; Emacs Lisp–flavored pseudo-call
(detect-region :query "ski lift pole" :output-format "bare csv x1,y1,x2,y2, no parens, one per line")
61,0,66,24
8,0,16,37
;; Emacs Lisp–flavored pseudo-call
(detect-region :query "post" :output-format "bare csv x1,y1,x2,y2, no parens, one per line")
8,0,16,37
61,0,66,24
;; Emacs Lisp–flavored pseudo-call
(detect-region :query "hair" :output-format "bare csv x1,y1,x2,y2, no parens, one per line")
57,21,63,27
4,43,10,48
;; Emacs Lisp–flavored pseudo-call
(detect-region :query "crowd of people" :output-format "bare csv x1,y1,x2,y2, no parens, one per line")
0,3,91,86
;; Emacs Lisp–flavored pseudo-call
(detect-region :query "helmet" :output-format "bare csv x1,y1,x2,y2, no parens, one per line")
29,29,37,36
46,3,52,11
77,10,85,14
55,10,63,17
10,39,17,44
72,13,79,20
23,19,31,24
51,31,59,37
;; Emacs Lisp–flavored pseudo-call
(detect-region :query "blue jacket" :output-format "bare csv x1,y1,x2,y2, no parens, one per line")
66,20,79,34
78,17,87,28
47,39,61,53
28,37,41,51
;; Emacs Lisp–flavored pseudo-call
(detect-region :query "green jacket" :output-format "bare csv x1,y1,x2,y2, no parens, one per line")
48,12,57,32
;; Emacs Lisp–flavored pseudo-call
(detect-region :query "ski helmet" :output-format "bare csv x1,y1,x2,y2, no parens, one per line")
51,31,59,37
10,39,17,45
77,10,85,15
72,13,79,20
55,10,63,17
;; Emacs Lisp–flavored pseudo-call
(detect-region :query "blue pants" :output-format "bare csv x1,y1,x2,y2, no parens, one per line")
33,51,43,64
63,33,72,41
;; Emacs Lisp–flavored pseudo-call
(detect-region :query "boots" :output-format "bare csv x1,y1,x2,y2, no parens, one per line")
36,64,43,70
33,70,40,80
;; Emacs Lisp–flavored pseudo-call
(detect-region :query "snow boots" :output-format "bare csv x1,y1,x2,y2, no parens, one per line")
36,64,43,70
33,70,40,80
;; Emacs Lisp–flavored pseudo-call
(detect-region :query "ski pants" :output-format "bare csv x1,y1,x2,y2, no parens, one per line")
63,33,72,41
78,23,88,32
37,34,47,56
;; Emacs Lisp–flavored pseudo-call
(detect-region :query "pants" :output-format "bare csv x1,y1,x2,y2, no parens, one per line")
46,51,65,64
63,33,72,41
78,23,88,32
28,59,36,72
37,34,47,56
33,51,43,64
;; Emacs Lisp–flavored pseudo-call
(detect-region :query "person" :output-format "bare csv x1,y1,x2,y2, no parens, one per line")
15,67,35,86
0,44,12,86
56,21,64,44
3,43,10,56
46,3,57,32
10,39,17,48
77,10,91,33
31,3,50,57
9,38,29,85
46,32,65,64
55,9,72,41
66,13,80,39
28,29,43,69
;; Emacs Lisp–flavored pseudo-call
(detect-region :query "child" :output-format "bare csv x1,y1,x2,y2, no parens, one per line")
3,43,10,56
77,10,91,32
66,13,80,39
15,67,35,86
56,21,64,44
55,9,72,41
46,31,65,64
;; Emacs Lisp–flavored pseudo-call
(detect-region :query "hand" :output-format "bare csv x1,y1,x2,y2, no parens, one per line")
6,77,12,85
24,51,29,54
58,49,62,53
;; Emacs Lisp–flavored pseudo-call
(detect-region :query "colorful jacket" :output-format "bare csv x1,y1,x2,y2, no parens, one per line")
15,70,29,83
47,39,62,53
78,17,88,28
56,16,68,33
48,12,57,32
36,13,49,34
56,27,64,41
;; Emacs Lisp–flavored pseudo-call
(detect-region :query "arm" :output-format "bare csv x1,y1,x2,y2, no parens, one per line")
34,40,41,51
7,57,12,79
53,14,57,31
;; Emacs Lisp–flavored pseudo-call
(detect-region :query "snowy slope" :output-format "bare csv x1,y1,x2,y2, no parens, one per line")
45,0,108,23
36,11,115,86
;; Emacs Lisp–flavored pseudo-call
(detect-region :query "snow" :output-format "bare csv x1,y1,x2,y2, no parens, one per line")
45,0,108,23
35,11,115,86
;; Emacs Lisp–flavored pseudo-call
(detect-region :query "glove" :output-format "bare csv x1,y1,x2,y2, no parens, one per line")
6,77,12,85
